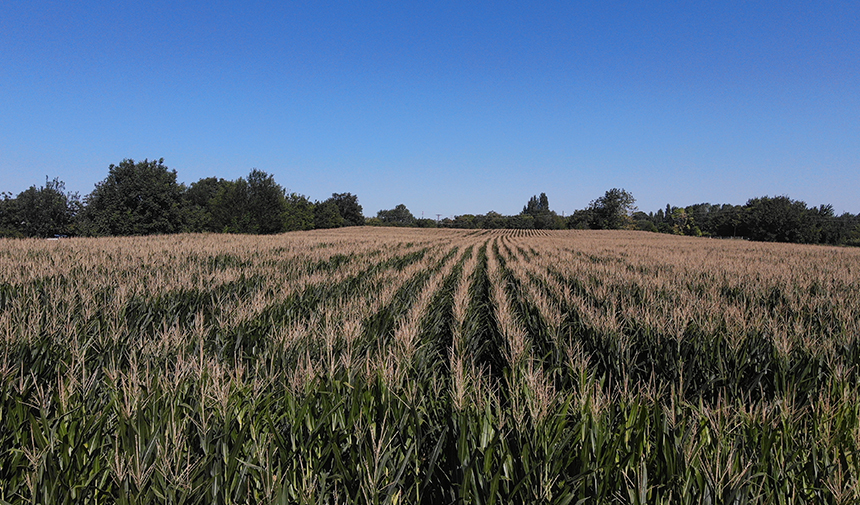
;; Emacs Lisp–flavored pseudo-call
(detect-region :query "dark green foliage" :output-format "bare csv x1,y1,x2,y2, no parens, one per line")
505,214,535,230
521,193,564,230
567,208,593,230
377,204,416,226
181,176,227,232
745,196,818,243
209,177,254,233
3,162,858,244
414,247,473,376
451,214,478,229
462,243,507,380
327,192,364,226
480,212,507,229
1,163,374,236
587,188,636,230
283,193,315,231
635,196,860,246
0,192,23,237
313,200,345,229
523,193,550,215
80,159,184,236
11,177,80,237
207,169,287,234
246,169,287,234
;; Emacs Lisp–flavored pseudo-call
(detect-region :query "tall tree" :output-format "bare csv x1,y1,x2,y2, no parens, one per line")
0,192,22,237
283,193,315,231
377,204,415,226
523,193,550,215
327,193,364,226
522,192,560,229
205,170,287,234
744,196,816,243
246,169,286,234
14,177,79,237
80,158,183,236
183,177,229,232
588,188,636,230
314,199,345,229
209,178,252,233
709,204,747,237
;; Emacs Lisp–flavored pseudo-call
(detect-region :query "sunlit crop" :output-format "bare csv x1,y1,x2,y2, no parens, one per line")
1,228,859,503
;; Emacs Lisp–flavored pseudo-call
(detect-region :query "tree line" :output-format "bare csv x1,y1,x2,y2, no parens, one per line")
0,159,363,238
628,197,860,246
376,189,860,247
2,158,858,246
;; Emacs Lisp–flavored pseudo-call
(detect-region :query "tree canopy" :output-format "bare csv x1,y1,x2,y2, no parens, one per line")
521,193,564,229
314,200,345,229
377,204,415,226
328,193,364,226
587,188,636,230
12,177,79,237
283,193,315,231
3,160,858,247
80,158,183,236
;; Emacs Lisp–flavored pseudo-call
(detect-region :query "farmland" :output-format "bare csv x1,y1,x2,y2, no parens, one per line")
1,228,859,503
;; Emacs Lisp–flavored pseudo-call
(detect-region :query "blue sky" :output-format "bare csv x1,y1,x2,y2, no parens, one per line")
2,1,858,217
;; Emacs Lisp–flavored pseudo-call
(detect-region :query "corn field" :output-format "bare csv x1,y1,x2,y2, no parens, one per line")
1,228,859,504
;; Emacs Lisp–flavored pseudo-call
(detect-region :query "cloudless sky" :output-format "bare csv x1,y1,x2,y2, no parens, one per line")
2,1,858,217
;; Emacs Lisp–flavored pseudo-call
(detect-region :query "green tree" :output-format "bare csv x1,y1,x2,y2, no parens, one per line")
670,207,691,235
283,193,315,231
812,204,838,244
246,169,286,234
632,211,658,232
686,203,715,234
377,204,415,226
534,212,562,230
523,193,550,215
0,192,22,237
80,158,183,236
205,170,287,234
327,193,364,226
482,211,506,229
709,204,747,237
507,214,535,229
587,188,636,229
452,214,477,229
13,177,79,237
838,214,860,246
183,177,229,232
209,178,252,233
744,196,816,243
522,193,561,229
314,199,345,229
567,209,593,230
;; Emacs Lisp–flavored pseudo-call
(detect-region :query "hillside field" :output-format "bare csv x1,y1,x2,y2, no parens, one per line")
1,228,859,503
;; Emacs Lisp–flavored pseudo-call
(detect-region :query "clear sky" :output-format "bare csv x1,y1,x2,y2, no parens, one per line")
2,1,858,217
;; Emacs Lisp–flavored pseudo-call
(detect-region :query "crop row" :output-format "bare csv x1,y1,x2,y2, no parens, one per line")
1,229,859,503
